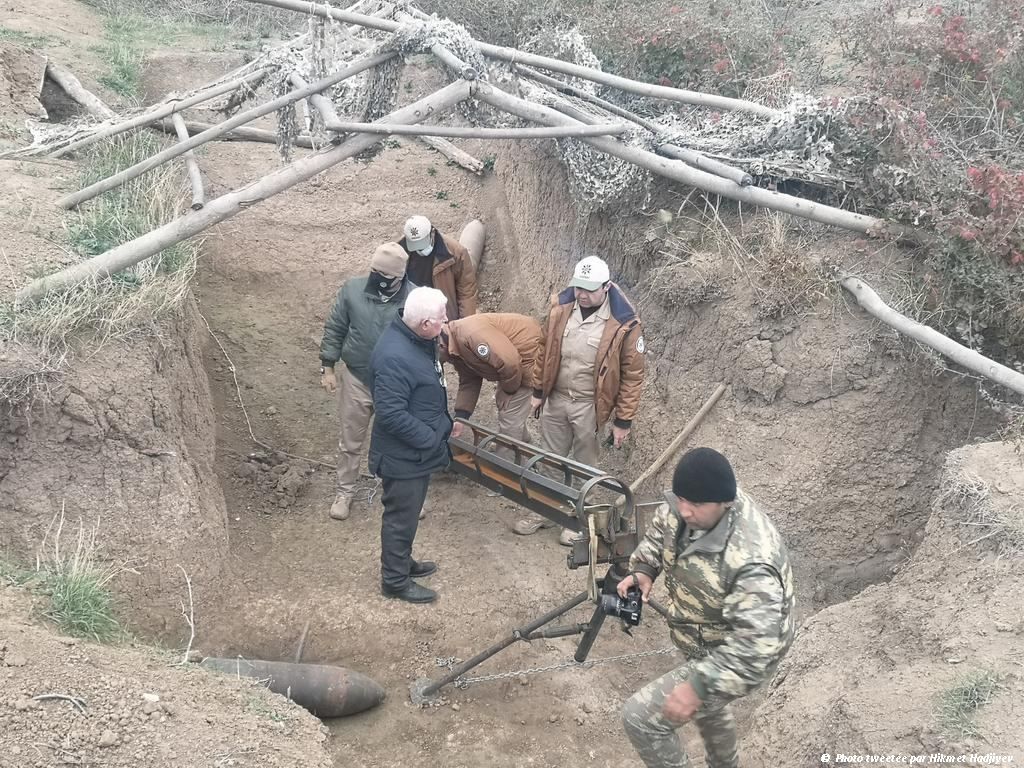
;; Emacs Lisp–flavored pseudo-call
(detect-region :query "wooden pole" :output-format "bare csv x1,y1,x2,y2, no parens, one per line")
50,68,272,159
16,80,471,303
629,384,728,494
45,62,115,119
472,82,911,240
170,114,206,211
58,50,398,210
289,72,344,144
417,135,484,174
518,66,753,186
239,0,779,118
154,118,316,148
322,119,633,138
840,277,1024,396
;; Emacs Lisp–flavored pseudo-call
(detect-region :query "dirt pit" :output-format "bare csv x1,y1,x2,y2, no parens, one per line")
1,1,1020,765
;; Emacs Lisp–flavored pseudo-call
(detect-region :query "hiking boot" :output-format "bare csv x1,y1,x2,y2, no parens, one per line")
513,512,555,536
329,495,352,521
381,581,438,604
410,559,438,578
559,527,584,547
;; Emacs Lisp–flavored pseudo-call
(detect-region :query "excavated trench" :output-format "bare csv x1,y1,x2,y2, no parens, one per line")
0,51,1001,768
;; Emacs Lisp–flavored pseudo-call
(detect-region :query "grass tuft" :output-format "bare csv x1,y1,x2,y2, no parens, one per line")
34,507,123,642
937,670,1003,740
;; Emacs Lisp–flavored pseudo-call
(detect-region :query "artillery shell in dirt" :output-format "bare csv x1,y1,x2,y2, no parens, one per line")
200,658,385,718
459,219,485,269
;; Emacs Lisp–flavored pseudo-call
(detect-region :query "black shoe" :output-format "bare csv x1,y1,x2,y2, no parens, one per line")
381,581,438,604
410,559,438,578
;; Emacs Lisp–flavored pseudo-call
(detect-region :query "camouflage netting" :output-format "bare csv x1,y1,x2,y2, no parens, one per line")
8,2,860,212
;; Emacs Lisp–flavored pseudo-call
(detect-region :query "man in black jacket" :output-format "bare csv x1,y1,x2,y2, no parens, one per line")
369,286,452,604
320,242,411,523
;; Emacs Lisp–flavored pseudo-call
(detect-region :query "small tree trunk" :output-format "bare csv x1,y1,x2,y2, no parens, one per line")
841,277,1024,396
170,114,206,211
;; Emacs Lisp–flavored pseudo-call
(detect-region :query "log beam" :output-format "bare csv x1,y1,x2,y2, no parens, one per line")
841,277,1024,396
58,50,398,210
170,114,206,210
240,0,779,117
17,80,471,303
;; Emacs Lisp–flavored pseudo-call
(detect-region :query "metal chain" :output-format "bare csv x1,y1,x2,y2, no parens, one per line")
435,646,678,690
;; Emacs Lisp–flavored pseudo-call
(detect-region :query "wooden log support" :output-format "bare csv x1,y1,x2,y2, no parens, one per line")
51,68,272,159
45,62,115,119
322,119,633,138
58,50,398,210
472,82,908,240
417,135,484,174
170,114,206,211
289,72,344,144
154,118,316,149
17,80,472,303
840,277,1024,397
240,0,779,117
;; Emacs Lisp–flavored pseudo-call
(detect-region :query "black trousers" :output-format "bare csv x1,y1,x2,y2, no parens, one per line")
380,474,432,591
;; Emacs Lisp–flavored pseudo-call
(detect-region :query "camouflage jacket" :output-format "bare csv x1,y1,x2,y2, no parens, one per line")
628,488,796,702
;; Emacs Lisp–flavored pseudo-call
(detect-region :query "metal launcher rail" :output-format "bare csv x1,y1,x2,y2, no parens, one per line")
447,418,639,570
410,420,652,704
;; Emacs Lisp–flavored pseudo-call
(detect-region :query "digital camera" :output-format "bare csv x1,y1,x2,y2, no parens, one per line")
600,585,643,626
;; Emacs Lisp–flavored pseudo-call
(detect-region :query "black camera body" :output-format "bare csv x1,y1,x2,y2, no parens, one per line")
600,585,643,626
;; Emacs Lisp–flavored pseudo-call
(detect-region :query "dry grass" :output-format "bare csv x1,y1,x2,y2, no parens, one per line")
937,670,1004,740
642,202,835,318
939,464,1024,559
0,133,198,408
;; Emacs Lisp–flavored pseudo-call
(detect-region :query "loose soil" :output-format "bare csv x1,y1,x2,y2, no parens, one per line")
1,1,1021,766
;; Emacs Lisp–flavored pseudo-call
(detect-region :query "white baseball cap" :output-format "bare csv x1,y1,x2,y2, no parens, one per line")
404,215,433,252
568,255,610,291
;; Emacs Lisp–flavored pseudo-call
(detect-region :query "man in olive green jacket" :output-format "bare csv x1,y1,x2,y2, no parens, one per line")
620,447,795,768
320,242,411,522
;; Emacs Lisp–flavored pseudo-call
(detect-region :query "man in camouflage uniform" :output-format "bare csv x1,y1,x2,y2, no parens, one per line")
618,447,796,768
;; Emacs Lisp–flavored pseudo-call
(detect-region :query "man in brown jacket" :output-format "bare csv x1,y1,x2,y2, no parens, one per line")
399,215,478,322
514,255,646,545
442,313,542,443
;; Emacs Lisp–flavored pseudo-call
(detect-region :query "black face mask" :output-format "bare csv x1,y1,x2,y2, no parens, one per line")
369,270,402,295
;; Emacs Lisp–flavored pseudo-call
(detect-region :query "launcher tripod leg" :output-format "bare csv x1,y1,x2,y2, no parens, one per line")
411,590,590,704
411,566,630,704
574,564,627,662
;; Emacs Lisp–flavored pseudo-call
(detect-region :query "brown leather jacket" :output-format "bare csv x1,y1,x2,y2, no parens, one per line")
444,313,542,417
532,283,645,428
399,231,478,321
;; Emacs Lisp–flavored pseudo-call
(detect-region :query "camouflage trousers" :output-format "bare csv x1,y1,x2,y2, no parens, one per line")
622,661,739,768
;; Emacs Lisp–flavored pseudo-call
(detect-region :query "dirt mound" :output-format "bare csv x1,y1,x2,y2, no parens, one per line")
746,441,1024,763
0,586,332,768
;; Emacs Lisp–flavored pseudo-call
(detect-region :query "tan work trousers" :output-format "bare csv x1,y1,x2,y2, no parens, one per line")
497,385,533,444
336,365,374,497
539,390,600,467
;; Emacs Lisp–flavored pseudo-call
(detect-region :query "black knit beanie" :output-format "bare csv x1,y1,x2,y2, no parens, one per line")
672,448,736,503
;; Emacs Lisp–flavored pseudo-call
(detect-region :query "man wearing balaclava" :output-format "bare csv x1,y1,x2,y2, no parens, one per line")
398,215,478,322
319,242,412,523
618,447,796,768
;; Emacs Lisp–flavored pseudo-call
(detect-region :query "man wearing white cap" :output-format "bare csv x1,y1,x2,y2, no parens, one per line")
514,255,646,545
399,215,478,322
320,242,413,522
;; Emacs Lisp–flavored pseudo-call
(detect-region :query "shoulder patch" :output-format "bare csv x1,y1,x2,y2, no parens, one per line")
476,343,490,358
636,335,646,354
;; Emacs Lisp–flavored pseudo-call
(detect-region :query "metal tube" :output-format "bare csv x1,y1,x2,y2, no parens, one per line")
419,591,589,697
